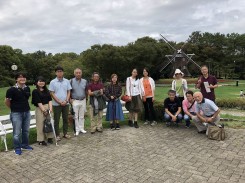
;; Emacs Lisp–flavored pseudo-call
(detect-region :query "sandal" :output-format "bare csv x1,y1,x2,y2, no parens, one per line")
63,134,71,139
38,141,47,146
56,136,61,141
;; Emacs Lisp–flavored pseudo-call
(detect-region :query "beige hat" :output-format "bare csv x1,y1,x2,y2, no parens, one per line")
173,69,184,78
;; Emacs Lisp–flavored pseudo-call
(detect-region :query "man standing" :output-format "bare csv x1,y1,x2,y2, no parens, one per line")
182,90,196,128
196,65,218,102
192,92,221,135
87,72,106,134
70,68,87,136
164,90,182,127
5,72,33,155
49,66,72,140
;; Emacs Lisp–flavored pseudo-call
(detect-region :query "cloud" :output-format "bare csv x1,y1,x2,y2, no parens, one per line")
0,0,244,53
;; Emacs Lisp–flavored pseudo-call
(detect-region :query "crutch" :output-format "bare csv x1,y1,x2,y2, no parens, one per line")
49,112,58,146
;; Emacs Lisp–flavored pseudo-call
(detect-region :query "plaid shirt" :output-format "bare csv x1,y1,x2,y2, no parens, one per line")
105,83,122,100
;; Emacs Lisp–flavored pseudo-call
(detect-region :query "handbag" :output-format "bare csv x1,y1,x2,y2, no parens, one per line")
43,117,53,133
121,94,130,102
121,77,131,102
207,125,225,141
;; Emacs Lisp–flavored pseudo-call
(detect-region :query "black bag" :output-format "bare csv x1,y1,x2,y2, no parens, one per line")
43,117,53,133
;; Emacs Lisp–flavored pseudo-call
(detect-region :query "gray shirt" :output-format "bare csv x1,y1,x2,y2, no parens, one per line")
49,77,72,106
196,98,219,117
70,78,87,100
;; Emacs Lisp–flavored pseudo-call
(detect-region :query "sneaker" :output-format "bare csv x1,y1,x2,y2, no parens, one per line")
110,123,115,130
144,120,150,125
75,131,79,136
115,123,120,130
166,122,171,127
150,121,157,126
47,138,53,144
15,149,22,155
134,121,139,128
80,129,87,134
185,125,190,129
22,145,33,151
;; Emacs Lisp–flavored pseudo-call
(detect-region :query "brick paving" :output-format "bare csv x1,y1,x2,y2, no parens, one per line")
0,123,245,183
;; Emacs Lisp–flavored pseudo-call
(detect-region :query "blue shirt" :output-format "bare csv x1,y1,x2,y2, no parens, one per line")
49,77,72,106
196,98,219,117
70,78,87,100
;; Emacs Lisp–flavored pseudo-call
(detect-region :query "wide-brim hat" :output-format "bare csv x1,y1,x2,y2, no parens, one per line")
173,69,184,78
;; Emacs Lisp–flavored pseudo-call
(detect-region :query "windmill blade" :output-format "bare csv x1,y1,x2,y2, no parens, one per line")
160,34,177,51
181,52,201,69
180,31,200,50
159,54,177,72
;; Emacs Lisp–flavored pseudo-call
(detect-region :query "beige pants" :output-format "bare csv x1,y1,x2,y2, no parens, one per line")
89,105,103,132
35,104,53,141
192,115,220,135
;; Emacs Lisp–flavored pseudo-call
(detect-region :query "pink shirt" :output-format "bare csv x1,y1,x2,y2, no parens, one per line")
182,99,196,113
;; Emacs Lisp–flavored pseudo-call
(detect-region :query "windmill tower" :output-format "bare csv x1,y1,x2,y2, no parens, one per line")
159,33,201,77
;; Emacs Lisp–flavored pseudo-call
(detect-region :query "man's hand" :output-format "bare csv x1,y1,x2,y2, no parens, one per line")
172,116,177,122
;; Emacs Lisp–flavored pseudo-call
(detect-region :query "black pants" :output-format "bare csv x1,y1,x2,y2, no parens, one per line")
143,97,156,121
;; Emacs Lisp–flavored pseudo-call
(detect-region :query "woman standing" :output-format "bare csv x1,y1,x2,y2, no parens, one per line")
125,68,143,128
32,76,53,145
105,74,124,130
140,68,157,126
171,69,188,104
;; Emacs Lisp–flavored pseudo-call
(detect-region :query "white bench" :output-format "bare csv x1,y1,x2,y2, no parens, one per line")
0,111,36,151
0,101,129,151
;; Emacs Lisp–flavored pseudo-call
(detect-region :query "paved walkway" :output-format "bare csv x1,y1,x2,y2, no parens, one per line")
0,124,245,183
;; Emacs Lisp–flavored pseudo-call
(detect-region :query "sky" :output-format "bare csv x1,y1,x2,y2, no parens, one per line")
0,0,244,54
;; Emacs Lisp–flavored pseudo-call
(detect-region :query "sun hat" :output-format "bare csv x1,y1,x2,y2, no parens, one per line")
173,69,184,78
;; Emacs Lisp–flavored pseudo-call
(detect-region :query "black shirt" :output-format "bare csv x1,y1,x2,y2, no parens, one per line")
164,97,181,113
32,89,52,107
6,86,31,112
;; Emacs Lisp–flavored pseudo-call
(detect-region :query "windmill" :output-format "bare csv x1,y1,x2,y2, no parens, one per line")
159,33,201,77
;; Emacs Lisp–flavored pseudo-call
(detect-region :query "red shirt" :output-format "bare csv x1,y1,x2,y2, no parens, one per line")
198,75,217,102
87,82,104,92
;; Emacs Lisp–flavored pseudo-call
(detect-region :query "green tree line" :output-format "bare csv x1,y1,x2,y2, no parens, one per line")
0,31,245,87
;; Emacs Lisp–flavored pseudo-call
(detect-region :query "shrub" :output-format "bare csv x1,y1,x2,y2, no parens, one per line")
216,98,245,110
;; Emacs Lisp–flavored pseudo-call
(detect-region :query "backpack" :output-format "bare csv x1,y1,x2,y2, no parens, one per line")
207,125,225,141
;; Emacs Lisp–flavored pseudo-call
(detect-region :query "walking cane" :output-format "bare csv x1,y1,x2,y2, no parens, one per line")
49,111,58,146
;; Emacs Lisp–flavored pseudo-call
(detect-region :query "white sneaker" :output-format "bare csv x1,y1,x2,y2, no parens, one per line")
151,121,157,126
80,129,87,134
75,131,79,136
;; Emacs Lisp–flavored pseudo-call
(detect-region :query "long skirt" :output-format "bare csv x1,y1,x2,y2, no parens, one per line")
125,94,143,113
106,99,124,121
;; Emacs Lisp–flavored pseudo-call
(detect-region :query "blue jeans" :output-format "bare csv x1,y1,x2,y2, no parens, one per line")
10,111,31,149
184,112,196,127
164,113,182,123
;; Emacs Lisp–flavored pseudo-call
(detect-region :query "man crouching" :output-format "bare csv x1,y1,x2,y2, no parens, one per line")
192,92,221,135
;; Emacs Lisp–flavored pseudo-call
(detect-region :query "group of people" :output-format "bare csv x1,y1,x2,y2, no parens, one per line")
163,65,220,135
5,65,220,155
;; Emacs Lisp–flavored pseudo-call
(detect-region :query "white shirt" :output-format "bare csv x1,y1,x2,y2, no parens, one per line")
126,77,141,96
